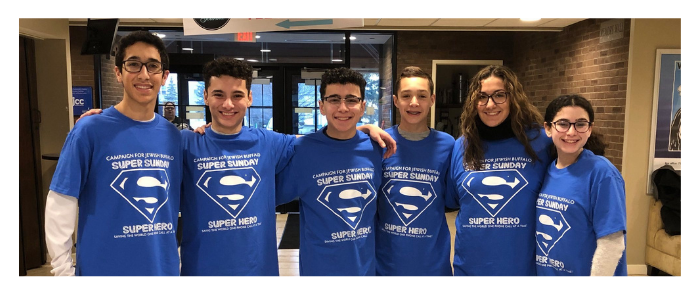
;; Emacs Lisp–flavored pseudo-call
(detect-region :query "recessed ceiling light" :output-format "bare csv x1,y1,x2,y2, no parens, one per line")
182,48,193,51
247,59,258,62
331,59,343,62
520,18,541,22
349,36,356,40
234,58,245,60
153,33,166,38
269,59,277,61
255,35,261,39
260,49,271,52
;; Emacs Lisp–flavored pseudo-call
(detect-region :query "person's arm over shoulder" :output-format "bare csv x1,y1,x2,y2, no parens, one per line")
44,190,77,276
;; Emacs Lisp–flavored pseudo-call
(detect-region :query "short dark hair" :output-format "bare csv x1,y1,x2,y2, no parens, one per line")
544,94,607,156
395,66,434,94
202,57,253,92
320,67,366,99
114,30,169,76
164,101,175,107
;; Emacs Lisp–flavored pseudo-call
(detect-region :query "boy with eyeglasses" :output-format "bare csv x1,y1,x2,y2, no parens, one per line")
44,30,182,276
276,67,383,276
375,66,456,276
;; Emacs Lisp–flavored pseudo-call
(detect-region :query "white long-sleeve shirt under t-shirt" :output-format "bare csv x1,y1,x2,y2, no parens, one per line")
44,190,77,276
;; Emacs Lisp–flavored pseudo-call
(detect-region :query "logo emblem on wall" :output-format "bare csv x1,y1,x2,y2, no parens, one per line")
381,179,436,226
461,169,527,217
196,167,261,218
193,18,230,31
317,181,376,229
535,207,571,256
111,169,169,223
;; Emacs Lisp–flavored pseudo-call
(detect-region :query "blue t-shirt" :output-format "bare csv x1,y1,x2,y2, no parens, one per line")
276,127,383,276
179,127,296,276
535,149,627,276
376,126,455,276
49,106,182,276
448,128,552,276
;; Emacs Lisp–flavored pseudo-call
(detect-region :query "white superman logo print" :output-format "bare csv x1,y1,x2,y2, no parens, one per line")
461,169,527,217
318,181,376,229
111,168,169,223
536,207,571,256
381,179,436,226
196,167,261,218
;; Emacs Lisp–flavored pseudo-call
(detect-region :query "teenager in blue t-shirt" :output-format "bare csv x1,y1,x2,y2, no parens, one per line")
536,94,627,276
376,67,455,276
447,65,552,276
179,58,297,276
44,31,182,276
276,67,383,276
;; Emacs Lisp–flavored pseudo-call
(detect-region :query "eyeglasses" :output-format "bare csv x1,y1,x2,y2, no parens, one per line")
164,106,175,110
322,95,362,107
476,91,508,106
550,120,592,133
123,60,164,74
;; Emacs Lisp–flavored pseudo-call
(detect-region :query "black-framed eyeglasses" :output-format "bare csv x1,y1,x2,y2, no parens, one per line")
322,95,363,107
550,120,592,133
123,60,164,74
476,91,508,106
164,106,175,111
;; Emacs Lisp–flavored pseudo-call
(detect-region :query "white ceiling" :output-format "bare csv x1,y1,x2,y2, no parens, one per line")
69,18,586,31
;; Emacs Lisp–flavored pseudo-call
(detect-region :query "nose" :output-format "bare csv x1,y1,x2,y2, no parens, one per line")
565,123,578,135
136,64,150,79
223,97,235,108
410,95,419,106
337,100,350,111
485,97,497,108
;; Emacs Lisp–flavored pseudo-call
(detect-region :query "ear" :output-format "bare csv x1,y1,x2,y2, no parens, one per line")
588,122,594,133
319,99,326,116
430,93,436,106
203,90,209,106
161,70,170,85
247,91,253,107
392,95,398,108
114,66,122,83
360,99,366,113
544,122,552,137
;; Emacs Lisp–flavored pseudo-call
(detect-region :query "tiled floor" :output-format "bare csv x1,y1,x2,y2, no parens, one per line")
25,211,644,276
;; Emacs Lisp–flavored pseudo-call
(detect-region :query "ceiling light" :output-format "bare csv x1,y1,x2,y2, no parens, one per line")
255,35,261,39
269,59,277,61
153,33,166,38
349,36,356,40
520,18,541,22
234,58,244,60
260,49,271,52
182,48,193,51
247,59,258,62
331,59,343,62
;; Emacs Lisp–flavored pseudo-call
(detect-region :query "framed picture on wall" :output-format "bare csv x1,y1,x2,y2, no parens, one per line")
647,49,681,194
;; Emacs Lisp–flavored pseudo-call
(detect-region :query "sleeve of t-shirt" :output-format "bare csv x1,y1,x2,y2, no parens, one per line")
272,133,297,174
591,168,627,239
275,140,300,206
445,138,464,209
49,125,93,198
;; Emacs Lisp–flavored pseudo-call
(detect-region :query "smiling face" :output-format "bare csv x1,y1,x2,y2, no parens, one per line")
476,76,510,127
545,106,592,161
204,75,252,134
114,41,169,108
394,77,435,132
319,83,365,140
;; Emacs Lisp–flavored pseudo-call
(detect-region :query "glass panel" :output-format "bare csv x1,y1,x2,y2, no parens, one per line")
247,107,272,129
350,33,394,128
188,81,205,105
159,72,178,105
187,80,206,129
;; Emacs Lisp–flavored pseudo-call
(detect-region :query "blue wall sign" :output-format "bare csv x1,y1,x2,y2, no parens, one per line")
72,86,93,115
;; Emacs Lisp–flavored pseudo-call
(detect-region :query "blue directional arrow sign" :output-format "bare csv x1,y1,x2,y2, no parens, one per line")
276,19,334,29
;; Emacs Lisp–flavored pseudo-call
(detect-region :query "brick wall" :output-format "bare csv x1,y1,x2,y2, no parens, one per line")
395,31,515,124
100,54,122,108
511,19,631,170
379,38,394,129
68,26,95,111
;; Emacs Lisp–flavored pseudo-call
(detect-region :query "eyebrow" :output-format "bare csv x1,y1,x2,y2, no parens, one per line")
478,89,506,94
125,56,161,62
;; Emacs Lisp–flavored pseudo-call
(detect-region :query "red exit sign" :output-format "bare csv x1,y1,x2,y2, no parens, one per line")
235,32,256,42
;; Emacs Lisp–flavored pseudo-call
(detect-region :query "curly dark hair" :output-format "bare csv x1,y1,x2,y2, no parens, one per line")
114,30,169,77
320,67,366,99
202,57,253,92
460,65,543,170
544,94,607,156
